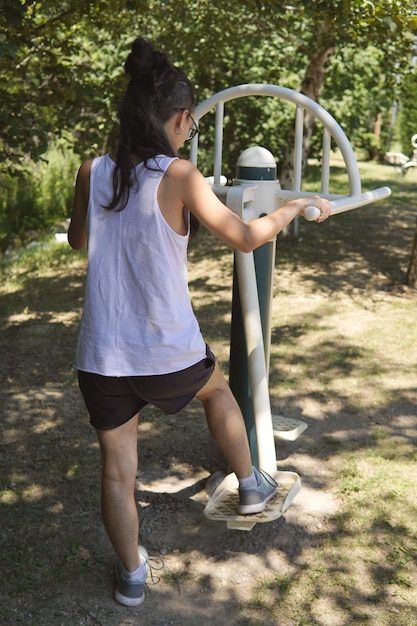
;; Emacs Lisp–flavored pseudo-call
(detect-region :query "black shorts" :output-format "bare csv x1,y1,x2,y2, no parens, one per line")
77,345,215,430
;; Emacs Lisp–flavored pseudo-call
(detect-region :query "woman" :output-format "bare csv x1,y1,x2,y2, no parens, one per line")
68,37,330,607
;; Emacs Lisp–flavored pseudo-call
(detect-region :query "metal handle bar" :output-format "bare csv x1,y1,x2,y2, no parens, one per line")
274,187,391,221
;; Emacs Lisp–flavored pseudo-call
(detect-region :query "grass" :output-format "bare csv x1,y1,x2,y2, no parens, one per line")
241,446,417,624
1,159,417,624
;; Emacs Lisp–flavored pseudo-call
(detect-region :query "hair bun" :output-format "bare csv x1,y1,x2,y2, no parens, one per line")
125,37,171,81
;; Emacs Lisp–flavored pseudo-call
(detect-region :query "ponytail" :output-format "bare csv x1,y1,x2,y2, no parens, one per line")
106,37,195,212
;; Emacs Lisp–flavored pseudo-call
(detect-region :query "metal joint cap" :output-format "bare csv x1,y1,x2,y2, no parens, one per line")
236,146,277,181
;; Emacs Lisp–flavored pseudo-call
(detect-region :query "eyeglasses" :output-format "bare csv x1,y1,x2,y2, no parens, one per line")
176,108,199,142
185,113,199,142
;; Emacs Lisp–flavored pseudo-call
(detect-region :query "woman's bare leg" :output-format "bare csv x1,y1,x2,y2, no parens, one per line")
95,414,140,572
196,363,253,479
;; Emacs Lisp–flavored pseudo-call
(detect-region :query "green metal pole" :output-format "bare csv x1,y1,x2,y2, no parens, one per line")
229,243,275,465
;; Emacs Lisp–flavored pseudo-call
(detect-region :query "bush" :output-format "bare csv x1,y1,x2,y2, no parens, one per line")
0,142,79,247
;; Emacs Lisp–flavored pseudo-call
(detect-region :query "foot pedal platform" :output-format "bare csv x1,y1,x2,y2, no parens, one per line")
272,414,308,441
204,471,301,531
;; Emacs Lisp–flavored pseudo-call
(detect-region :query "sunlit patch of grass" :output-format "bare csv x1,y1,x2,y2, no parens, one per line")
242,438,417,624
162,568,195,587
1,239,85,277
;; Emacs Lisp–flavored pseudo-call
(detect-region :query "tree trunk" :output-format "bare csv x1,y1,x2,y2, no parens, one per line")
406,217,417,287
279,43,334,191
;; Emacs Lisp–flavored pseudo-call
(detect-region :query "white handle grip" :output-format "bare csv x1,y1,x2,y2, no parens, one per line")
303,205,321,221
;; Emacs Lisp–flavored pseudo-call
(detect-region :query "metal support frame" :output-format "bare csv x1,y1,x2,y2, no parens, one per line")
193,84,392,529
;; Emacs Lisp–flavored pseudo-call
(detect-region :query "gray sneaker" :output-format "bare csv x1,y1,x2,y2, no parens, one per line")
238,468,278,515
114,546,148,607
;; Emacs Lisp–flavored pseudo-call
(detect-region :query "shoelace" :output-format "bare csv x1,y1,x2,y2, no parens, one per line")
257,468,278,488
144,554,186,596
144,554,165,585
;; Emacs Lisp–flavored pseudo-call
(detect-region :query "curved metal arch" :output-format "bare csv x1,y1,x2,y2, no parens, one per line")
190,83,362,196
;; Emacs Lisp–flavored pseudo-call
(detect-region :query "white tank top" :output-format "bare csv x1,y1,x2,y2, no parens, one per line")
75,154,206,376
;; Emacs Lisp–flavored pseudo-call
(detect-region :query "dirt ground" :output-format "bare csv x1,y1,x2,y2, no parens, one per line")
2,170,417,624
3,383,345,626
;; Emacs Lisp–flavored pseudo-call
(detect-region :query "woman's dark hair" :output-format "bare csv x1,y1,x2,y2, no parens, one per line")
106,37,195,213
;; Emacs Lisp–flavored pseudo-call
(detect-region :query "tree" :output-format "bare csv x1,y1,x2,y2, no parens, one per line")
250,0,417,187
1,0,416,180
322,46,393,159
0,0,150,170
400,69,417,153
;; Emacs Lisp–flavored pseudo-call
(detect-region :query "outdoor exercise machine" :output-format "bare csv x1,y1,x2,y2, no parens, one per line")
189,84,391,530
